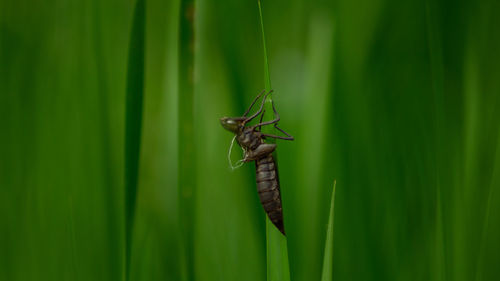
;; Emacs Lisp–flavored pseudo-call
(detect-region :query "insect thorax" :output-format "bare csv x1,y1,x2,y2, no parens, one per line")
237,127,262,151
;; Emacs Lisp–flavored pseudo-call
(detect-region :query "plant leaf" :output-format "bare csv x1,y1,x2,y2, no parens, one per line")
124,0,146,280
321,181,336,281
258,1,291,281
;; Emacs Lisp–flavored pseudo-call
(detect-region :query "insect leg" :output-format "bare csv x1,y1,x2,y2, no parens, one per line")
253,99,294,139
262,133,294,141
257,110,265,131
243,89,266,117
253,100,280,127
244,90,272,124
274,124,294,140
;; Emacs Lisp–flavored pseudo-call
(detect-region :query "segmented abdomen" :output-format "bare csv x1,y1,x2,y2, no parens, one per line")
255,154,285,235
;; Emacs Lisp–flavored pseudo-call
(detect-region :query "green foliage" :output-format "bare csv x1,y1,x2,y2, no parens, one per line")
178,0,196,280
2,0,500,281
124,0,146,280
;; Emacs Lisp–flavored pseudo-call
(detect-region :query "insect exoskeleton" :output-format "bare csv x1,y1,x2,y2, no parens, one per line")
220,90,294,235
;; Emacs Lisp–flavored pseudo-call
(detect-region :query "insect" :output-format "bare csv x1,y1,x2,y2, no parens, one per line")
220,90,294,235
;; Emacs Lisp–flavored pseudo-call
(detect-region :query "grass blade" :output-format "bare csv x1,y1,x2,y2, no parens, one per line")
124,0,146,280
178,0,196,280
425,2,447,280
266,221,291,281
321,181,336,281
258,0,270,90
258,1,291,281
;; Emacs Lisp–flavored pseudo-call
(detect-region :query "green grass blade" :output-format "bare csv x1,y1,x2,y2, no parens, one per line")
266,220,291,281
258,0,271,90
321,181,336,281
178,0,196,280
258,1,291,281
425,2,447,281
124,0,146,280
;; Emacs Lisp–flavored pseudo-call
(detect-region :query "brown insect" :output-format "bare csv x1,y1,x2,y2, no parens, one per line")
220,90,294,235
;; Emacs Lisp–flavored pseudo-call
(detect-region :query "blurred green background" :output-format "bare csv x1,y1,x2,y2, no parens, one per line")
2,0,500,280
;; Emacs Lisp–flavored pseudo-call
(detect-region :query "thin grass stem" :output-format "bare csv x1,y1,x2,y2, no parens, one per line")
258,1,291,281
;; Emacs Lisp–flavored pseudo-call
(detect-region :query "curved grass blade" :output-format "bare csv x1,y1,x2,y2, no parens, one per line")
124,0,146,280
321,181,336,281
258,1,291,281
